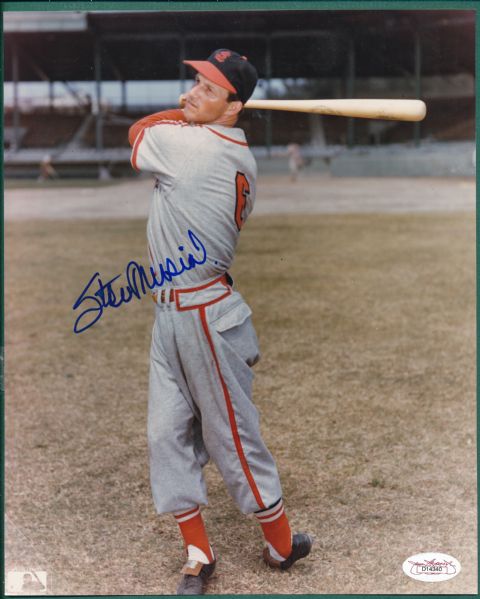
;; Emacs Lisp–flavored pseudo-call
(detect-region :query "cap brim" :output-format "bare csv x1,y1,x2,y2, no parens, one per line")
183,60,237,94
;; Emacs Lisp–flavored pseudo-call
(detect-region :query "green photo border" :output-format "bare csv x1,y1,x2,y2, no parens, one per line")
1,1,478,598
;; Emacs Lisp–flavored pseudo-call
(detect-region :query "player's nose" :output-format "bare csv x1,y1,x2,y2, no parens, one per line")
187,90,201,107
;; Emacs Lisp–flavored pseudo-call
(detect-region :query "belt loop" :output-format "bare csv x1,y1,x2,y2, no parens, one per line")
153,274,230,310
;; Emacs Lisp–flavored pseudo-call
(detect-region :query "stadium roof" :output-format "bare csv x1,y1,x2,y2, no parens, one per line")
4,9,475,82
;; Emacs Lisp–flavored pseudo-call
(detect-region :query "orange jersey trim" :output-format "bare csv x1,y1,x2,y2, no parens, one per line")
205,126,248,146
128,108,187,146
130,120,193,171
131,128,146,171
198,306,266,511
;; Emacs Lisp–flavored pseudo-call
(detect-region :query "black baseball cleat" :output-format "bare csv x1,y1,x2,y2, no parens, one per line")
176,559,216,595
263,533,314,570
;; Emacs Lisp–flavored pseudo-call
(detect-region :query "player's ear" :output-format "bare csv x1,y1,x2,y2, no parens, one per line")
226,100,243,118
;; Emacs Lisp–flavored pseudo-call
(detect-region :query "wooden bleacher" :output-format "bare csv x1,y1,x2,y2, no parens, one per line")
4,95,474,154
4,111,85,149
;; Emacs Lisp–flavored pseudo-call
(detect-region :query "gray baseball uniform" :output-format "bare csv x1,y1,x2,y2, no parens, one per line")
131,118,283,515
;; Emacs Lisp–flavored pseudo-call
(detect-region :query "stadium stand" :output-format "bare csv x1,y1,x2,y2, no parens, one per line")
4,111,85,149
4,9,475,177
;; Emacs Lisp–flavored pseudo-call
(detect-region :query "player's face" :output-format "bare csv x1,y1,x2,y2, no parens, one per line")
184,73,232,123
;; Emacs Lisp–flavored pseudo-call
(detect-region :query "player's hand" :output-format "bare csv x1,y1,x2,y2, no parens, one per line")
179,94,187,108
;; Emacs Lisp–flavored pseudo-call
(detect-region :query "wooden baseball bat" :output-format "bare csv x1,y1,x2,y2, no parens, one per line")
243,99,427,122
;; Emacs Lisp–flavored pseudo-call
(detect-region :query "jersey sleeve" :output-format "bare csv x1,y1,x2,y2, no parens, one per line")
128,109,186,147
130,119,200,183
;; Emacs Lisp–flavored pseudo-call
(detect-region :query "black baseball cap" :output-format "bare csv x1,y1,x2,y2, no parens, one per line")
183,49,258,104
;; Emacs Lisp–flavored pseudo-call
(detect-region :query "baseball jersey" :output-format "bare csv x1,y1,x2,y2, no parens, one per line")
130,118,257,286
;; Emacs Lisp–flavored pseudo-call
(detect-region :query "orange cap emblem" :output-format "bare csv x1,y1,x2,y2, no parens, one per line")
215,50,232,62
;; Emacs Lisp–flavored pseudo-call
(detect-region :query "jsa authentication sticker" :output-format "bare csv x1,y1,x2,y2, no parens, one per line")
6,570,49,594
403,552,461,582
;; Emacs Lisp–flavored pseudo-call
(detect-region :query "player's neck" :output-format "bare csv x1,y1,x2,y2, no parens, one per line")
209,113,238,128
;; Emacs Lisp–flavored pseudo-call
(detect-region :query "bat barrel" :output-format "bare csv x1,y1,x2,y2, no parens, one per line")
243,99,427,122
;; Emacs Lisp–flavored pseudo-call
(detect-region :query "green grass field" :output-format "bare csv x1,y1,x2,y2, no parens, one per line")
5,211,476,594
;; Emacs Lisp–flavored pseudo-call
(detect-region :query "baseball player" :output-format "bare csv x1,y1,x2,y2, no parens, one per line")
287,142,305,181
128,49,313,595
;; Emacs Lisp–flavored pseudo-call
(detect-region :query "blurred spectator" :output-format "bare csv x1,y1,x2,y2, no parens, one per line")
287,143,305,182
38,154,58,182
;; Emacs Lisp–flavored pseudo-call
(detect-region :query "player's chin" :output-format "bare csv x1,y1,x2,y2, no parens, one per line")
184,105,202,123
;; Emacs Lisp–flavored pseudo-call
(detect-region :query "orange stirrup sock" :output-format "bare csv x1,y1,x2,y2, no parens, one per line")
173,506,214,564
254,498,292,561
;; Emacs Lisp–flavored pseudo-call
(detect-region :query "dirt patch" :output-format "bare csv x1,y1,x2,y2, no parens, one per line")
4,210,477,595
4,174,475,221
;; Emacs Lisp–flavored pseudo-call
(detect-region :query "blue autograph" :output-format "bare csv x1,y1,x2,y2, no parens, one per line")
72,229,207,334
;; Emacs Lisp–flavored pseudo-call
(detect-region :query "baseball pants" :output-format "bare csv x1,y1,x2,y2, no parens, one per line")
147,276,283,515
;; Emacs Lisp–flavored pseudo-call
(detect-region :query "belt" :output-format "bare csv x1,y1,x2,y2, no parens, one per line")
151,273,232,311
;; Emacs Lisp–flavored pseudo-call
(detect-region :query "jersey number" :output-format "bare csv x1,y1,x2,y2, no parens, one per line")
235,171,250,231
